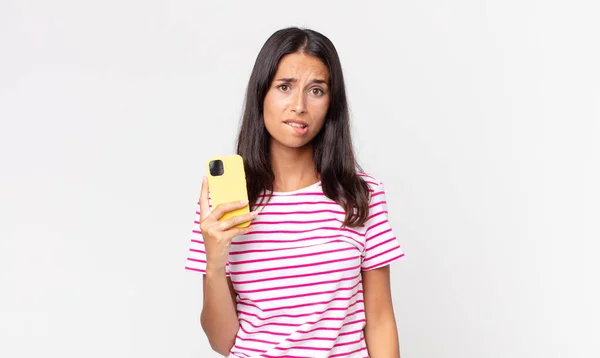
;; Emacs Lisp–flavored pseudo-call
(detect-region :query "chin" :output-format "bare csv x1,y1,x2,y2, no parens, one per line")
271,136,312,149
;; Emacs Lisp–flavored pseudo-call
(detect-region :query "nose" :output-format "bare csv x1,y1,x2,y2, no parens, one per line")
290,91,307,114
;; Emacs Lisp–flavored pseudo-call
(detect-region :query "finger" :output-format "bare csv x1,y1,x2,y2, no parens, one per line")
225,226,251,240
219,211,258,231
199,176,210,221
209,200,249,221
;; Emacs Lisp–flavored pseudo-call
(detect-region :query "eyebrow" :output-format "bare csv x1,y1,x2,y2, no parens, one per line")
275,77,329,85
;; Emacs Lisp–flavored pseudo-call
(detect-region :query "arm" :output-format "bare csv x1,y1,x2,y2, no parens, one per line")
362,265,401,358
201,271,239,356
197,176,257,355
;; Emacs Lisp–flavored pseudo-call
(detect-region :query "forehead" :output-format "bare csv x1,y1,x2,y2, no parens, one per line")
274,52,330,81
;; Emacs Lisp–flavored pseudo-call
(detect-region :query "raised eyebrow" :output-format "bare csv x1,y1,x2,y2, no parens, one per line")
309,79,328,86
274,78,329,86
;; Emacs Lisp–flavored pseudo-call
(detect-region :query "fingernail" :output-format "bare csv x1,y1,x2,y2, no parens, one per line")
240,200,249,205
251,211,258,216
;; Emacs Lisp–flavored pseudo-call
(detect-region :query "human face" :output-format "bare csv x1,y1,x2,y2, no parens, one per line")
263,52,330,149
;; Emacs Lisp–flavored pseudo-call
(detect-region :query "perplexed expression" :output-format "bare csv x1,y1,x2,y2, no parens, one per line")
263,52,331,149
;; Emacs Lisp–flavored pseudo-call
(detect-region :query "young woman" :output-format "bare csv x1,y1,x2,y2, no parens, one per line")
185,27,404,358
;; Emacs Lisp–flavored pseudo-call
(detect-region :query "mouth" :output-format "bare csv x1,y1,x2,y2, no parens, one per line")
283,120,308,129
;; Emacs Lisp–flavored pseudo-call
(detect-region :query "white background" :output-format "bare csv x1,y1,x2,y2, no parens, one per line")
1,0,599,357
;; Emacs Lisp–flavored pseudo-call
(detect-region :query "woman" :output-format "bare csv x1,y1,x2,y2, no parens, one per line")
185,27,404,357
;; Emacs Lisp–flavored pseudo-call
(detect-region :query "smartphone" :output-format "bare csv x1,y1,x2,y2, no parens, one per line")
206,154,251,228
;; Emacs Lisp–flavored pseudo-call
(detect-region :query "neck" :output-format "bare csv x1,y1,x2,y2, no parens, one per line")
270,139,319,192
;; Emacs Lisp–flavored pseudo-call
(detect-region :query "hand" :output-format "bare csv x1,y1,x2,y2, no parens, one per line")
199,176,257,272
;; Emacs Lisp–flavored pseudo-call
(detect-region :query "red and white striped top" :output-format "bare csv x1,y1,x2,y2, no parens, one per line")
185,173,404,357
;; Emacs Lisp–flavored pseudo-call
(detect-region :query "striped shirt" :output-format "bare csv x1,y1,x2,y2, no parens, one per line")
185,173,404,357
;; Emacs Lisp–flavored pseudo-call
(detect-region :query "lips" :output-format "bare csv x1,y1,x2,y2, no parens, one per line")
283,119,308,129
283,119,309,135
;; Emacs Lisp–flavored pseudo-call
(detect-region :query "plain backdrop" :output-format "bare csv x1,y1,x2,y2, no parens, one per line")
1,0,599,357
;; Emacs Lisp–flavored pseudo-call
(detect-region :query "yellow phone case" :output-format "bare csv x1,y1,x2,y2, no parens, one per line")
206,154,250,228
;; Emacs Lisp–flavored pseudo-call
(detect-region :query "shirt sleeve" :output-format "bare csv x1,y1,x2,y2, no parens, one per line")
361,182,404,271
184,201,231,276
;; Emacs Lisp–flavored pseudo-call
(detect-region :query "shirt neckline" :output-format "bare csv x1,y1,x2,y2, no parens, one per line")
267,180,322,195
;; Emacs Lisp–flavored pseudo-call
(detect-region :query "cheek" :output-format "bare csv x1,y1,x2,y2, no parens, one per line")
263,93,284,120
263,94,272,118
311,99,330,123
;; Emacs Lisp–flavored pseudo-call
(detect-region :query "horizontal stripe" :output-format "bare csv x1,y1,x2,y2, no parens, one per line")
237,315,365,338
258,191,326,197
235,273,360,294
366,227,392,243
256,209,346,216
368,200,387,209
231,264,360,285
248,226,363,237
231,234,364,250
239,308,362,330
363,245,401,262
234,335,278,345
365,209,386,222
238,304,364,324
366,237,397,253
249,280,362,303
285,328,363,342
254,201,338,206
229,255,359,275
229,246,355,265
237,290,363,312
251,217,344,225
329,346,368,358
362,253,405,270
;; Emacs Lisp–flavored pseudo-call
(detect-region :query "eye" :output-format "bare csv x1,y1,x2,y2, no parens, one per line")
277,84,290,92
310,88,324,96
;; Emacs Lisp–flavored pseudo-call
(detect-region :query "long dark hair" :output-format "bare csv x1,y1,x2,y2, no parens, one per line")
236,27,370,227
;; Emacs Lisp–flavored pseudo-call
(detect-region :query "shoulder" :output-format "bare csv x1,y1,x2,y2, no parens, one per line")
356,171,384,192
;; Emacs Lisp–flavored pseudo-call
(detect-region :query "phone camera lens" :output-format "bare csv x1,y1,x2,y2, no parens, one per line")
209,160,224,176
